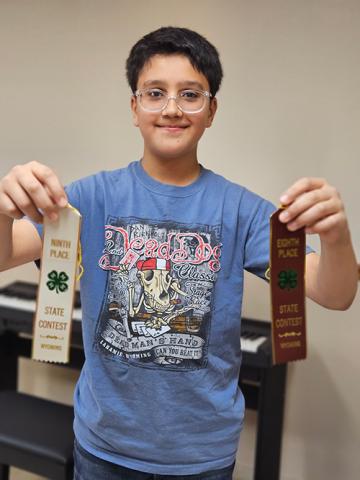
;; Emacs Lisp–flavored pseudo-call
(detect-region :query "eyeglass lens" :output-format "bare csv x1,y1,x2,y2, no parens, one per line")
140,89,207,112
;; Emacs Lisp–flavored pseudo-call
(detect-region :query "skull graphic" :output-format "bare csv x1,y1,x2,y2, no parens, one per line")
128,258,190,329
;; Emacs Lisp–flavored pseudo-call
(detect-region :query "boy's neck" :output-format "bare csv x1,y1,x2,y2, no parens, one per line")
141,155,201,187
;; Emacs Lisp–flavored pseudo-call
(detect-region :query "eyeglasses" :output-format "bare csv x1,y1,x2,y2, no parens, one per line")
134,88,212,114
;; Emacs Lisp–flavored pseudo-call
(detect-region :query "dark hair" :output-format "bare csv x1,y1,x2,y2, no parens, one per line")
126,26,223,97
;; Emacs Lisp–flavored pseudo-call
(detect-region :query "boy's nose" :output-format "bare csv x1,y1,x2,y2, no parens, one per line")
162,97,182,117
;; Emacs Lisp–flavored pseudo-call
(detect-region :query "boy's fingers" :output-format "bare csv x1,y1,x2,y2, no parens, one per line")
4,182,46,223
305,212,345,236
0,189,43,223
278,187,337,223
280,177,326,205
29,161,67,206
285,199,338,231
0,192,24,220
16,174,60,219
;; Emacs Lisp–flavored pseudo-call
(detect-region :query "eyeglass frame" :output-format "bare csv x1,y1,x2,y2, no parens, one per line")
133,88,213,114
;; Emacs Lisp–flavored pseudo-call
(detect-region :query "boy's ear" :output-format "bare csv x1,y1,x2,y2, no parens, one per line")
131,95,139,127
206,97,218,128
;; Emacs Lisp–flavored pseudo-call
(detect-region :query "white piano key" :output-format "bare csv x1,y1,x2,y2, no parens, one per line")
241,335,267,353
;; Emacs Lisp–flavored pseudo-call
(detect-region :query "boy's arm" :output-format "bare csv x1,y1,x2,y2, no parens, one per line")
0,161,67,272
0,215,42,271
279,177,358,310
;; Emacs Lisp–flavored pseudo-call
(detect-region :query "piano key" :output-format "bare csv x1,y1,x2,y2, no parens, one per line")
241,335,267,353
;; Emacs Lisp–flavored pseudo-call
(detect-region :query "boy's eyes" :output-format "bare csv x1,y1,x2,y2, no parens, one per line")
146,89,165,99
180,90,201,101
144,88,202,100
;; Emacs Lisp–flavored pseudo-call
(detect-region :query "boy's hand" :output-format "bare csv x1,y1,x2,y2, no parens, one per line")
278,177,349,245
0,161,67,224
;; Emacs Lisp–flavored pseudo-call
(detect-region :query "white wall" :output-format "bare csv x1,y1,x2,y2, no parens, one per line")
0,1,359,479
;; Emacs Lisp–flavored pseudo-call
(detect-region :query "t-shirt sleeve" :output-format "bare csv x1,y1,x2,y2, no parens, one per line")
243,194,277,280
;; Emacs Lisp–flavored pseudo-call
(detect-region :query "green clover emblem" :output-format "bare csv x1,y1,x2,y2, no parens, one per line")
46,270,69,294
278,269,298,290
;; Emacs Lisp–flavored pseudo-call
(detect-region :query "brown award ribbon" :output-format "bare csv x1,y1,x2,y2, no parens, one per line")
270,208,306,364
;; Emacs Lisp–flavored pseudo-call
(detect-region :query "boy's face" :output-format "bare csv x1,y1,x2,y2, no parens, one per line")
131,54,217,162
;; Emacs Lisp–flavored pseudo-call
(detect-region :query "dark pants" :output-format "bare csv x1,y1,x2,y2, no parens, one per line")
73,439,235,480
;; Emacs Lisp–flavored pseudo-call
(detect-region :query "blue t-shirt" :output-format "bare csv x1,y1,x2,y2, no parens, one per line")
35,160,277,474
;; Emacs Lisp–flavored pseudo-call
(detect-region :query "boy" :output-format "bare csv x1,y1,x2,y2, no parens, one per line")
0,27,357,480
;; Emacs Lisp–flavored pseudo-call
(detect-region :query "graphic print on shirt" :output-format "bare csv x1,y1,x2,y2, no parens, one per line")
95,216,222,370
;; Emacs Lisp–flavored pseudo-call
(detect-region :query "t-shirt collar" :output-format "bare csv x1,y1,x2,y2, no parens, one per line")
131,159,208,197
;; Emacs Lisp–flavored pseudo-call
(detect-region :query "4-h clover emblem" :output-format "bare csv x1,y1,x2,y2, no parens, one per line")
46,270,69,293
278,269,298,290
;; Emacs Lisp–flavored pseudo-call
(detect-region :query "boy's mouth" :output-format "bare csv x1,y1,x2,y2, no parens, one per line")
156,124,189,132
